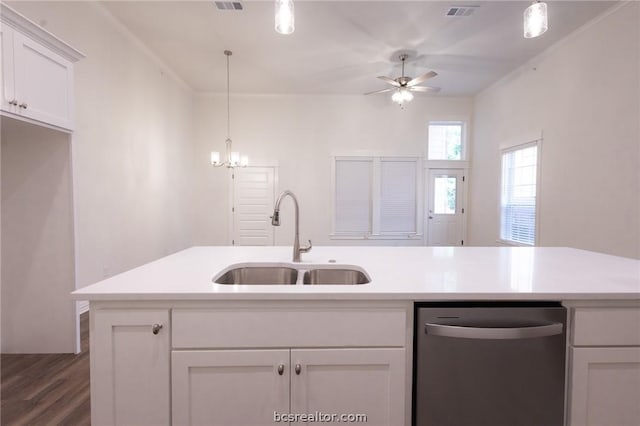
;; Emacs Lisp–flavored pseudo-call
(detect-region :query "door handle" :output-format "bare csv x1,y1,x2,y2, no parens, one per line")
424,322,563,339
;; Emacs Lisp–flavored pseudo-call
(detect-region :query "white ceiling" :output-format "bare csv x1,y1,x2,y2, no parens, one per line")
100,1,615,96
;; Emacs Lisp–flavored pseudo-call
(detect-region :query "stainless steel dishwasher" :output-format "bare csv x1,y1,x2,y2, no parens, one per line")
414,302,566,426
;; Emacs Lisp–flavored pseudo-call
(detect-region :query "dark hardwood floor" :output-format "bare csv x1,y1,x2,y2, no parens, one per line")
1,312,90,425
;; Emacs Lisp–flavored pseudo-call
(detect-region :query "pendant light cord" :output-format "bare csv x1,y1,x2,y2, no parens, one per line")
224,50,232,141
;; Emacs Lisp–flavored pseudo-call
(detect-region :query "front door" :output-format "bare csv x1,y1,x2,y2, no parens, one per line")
232,167,276,246
427,169,465,246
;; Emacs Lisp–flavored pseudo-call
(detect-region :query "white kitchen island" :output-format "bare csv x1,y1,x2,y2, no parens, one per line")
72,246,640,426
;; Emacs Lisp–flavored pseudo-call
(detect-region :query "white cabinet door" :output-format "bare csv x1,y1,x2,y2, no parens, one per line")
290,348,405,426
569,347,640,426
12,30,74,130
0,24,16,112
172,349,290,426
91,309,170,426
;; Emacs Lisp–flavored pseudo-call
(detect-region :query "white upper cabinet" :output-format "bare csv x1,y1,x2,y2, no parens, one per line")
0,4,84,132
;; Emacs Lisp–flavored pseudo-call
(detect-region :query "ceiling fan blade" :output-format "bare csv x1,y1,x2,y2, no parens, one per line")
409,86,441,93
406,71,438,87
377,76,401,87
364,88,394,95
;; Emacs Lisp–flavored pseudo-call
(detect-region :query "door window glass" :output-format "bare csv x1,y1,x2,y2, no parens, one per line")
433,176,456,214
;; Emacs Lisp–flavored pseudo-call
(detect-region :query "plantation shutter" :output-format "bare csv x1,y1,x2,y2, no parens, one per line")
334,159,372,233
380,159,417,233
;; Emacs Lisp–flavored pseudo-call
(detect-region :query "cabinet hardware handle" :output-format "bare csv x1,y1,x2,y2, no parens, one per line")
152,323,163,335
9,99,18,106
294,364,301,375
277,364,285,376
19,103,27,109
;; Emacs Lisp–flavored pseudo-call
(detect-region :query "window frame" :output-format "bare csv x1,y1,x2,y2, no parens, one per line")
330,156,423,240
427,120,468,162
498,140,542,246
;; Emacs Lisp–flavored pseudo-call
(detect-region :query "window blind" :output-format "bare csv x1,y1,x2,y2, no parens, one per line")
334,159,372,233
500,144,538,245
380,160,417,233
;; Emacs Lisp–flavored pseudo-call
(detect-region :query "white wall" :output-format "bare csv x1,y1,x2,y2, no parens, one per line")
1,118,76,352
193,94,473,246
7,2,197,288
469,3,640,259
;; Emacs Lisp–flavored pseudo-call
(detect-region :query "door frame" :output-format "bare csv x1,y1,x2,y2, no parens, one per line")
424,167,468,246
228,165,279,246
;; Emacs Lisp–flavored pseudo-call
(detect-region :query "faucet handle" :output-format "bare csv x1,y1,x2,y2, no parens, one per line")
300,240,312,253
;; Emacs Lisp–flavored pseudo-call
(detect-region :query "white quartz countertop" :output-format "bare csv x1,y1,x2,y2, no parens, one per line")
72,246,640,301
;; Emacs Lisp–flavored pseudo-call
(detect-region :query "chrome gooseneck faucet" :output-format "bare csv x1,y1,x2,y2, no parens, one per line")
271,190,312,262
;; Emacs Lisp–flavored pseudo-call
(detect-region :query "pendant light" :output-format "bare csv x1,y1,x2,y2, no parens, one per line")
211,50,248,168
524,1,548,38
275,0,295,35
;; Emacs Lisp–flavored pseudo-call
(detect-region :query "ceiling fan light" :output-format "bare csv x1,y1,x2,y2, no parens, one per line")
275,0,295,35
392,88,414,105
524,1,548,38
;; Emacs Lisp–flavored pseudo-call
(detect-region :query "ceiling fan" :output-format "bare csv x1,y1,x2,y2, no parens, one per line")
365,54,440,105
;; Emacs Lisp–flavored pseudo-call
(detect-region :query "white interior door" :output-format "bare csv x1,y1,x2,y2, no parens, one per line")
427,169,465,246
232,166,275,246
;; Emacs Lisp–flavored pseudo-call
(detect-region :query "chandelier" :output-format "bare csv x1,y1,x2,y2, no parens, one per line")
211,50,248,168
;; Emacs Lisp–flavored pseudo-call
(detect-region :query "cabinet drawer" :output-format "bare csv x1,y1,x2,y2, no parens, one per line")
572,307,640,346
172,307,407,349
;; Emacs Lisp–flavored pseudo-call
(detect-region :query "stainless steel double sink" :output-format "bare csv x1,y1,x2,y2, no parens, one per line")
213,263,370,285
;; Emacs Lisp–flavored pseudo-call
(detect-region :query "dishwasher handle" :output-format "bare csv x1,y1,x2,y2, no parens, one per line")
424,322,563,340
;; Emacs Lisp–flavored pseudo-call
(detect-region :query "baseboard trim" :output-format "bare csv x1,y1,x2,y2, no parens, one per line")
77,300,89,315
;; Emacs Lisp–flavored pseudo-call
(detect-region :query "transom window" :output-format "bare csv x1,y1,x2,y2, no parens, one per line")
428,121,465,160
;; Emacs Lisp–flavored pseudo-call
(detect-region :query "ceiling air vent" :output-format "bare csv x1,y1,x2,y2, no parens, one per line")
446,6,478,17
215,1,243,11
